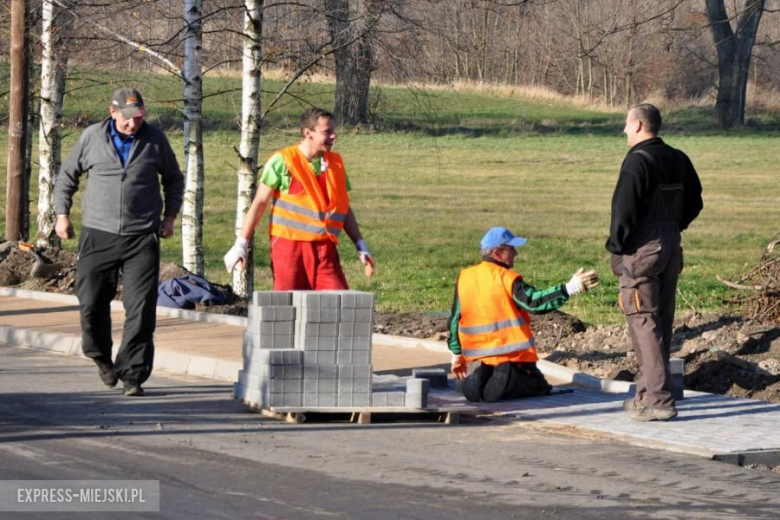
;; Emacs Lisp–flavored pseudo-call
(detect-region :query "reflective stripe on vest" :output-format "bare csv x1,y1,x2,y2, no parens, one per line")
269,146,349,243
459,317,527,335
457,261,538,364
462,337,535,358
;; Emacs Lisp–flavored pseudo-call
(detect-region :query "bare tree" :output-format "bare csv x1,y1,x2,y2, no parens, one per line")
232,0,263,298
182,0,205,275
705,0,766,127
37,0,67,249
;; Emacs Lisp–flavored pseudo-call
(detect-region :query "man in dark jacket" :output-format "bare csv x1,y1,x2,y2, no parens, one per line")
607,104,703,421
54,87,184,397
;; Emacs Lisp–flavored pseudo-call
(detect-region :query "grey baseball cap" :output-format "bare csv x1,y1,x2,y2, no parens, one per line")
111,87,146,118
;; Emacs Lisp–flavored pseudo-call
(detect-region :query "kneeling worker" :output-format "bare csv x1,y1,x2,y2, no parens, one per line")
448,227,599,402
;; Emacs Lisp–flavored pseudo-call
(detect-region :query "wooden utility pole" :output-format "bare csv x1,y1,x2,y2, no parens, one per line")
6,0,30,241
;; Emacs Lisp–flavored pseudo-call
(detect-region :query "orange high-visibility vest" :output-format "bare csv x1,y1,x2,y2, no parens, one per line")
457,261,538,365
269,145,350,243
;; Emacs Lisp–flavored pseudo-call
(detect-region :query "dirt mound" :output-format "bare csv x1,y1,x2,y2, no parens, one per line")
2,239,779,403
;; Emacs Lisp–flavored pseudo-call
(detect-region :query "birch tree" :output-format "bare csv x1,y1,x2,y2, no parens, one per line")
232,0,263,298
37,0,67,249
182,0,205,275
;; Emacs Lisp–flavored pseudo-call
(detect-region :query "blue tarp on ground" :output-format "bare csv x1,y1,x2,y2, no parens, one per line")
157,274,226,310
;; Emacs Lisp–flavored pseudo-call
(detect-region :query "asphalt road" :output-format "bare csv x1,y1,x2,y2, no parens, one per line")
1,345,779,519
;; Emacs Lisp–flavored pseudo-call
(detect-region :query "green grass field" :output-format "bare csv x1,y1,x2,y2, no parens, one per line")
1,71,779,325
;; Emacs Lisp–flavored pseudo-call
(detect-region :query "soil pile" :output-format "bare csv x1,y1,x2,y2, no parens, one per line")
2,239,779,403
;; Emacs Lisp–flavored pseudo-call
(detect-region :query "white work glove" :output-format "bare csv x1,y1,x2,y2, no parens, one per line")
355,239,375,277
565,267,600,295
451,353,468,380
224,237,249,273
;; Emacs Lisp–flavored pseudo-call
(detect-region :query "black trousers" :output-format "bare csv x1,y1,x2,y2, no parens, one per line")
77,227,160,384
462,361,552,403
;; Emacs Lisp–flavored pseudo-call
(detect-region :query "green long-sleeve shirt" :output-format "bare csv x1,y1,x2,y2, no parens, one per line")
447,259,570,355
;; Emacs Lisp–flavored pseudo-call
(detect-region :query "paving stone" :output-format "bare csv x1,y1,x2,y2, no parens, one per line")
270,378,304,394
337,393,371,407
244,349,302,366
337,350,370,365
293,291,341,309
303,322,339,337
303,392,337,407
259,321,295,336
337,364,372,380
338,322,372,338
299,307,340,323
339,308,373,323
304,365,338,379
340,291,374,309
253,291,292,307
248,305,296,323
303,351,337,365
304,378,337,393
300,335,338,351
412,368,448,389
338,378,371,393
337,336,371,351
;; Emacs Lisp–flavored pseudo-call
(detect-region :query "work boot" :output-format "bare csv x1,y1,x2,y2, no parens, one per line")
623,397,638,412
123,381,145,397
628,403,677,422
94,359,118,388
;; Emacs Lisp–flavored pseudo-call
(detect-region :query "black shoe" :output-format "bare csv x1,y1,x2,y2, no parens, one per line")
94,359,118,388
123,382,145,397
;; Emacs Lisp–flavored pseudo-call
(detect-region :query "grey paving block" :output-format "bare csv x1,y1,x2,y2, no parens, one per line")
303,392,338,407
301,335,338,351
339,308,374,323
304,364,338,380
303,322,339,337
337,350,370,365
404,392,427,409
338,322,372,338
249,305,296,323
259,321,295,336
244,349,302,366
337,336,372,351
293,291,341,309
371,390,406,407
299,307,340,323
337,393,371,407
338,365,373,380
340,291,375,309
406,377,430,396
304,378,337,393
303,351,338,365
338,378,371,393
253,291,293,307
283,365,304,380
411,368,448,389
267,392,302,407
270,378,304,394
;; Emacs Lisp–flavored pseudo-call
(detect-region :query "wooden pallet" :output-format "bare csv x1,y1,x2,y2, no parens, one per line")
236,398,474,425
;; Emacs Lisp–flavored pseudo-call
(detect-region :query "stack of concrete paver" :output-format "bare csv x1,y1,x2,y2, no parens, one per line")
235,290,428,410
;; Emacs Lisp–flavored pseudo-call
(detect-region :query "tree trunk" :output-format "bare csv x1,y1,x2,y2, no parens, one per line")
232,0,264,299
705,0,766,128
5,0,29,242
38,0,66,249
326,0,377,126
182,0,205,275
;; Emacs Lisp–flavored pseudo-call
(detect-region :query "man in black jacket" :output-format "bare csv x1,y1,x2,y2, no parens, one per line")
54,88,184,397
607,103,703,421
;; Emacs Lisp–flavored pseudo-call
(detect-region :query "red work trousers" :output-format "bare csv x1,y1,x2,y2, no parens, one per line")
270,236,349,291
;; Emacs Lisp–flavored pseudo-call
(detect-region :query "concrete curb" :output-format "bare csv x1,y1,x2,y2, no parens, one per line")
0,323,242,382
1,287,632,393
0,287,247,327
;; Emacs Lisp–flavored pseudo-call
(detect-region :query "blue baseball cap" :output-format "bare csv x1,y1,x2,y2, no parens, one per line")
480,227,527,250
